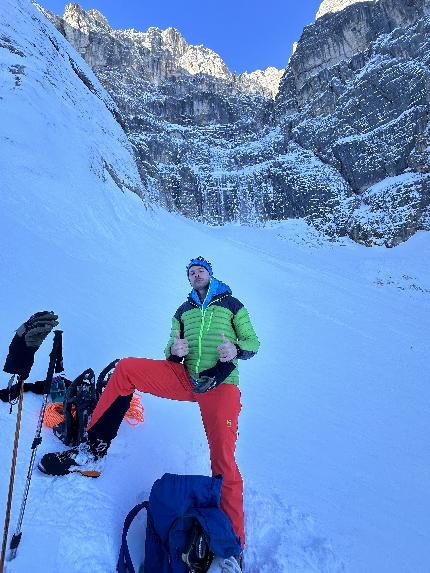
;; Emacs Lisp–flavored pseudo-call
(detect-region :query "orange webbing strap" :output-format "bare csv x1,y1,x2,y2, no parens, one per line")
124,394,144,426
43,394,144,428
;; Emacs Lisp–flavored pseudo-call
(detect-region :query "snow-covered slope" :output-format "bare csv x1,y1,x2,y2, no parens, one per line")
0,0,145,208
1,1,430,572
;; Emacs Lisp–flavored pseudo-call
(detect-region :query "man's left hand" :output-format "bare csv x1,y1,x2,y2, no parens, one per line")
217,333,237,362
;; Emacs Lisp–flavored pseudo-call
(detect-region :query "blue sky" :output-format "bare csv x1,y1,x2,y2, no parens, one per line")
40,0,323,73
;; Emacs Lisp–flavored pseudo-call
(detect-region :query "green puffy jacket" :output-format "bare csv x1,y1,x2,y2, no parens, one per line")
164,278,260,385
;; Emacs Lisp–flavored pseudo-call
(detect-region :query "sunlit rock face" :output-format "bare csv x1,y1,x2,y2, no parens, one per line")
40,0,430,245
316,0,377,19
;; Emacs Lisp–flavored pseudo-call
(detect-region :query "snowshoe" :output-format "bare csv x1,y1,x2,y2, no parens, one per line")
96,358,119,398
53,368,96,446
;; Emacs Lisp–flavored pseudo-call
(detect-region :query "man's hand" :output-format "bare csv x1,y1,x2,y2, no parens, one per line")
171,330,189,358
217,333,237,363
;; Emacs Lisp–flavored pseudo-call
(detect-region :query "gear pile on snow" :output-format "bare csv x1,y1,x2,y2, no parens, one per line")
45,359,145,446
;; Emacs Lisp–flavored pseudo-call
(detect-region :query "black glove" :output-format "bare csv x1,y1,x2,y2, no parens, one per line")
192,361,235,394
16,311,59,347
3,311,59,380
0,378,47,403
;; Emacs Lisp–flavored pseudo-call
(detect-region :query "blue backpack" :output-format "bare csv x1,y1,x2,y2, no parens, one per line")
117,473,242,573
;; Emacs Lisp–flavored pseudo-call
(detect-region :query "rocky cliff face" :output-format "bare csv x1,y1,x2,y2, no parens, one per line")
42,2,346,231
276,0,430,245
40,0,430,246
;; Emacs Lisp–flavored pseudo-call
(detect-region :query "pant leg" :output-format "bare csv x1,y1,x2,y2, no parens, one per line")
196,384,245,549
87,357,194,445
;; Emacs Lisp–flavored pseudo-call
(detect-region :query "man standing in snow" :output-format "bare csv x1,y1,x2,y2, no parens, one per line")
38,256,260,555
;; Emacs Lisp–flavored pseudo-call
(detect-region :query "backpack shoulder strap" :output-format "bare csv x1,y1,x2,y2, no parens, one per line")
116,501,148,573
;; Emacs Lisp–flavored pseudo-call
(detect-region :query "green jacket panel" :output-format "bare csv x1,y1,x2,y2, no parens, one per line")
164,293,259,385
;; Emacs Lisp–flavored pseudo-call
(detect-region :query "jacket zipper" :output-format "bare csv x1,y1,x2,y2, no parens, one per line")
206,308,214,332
195,307,206,374
190,294,228,375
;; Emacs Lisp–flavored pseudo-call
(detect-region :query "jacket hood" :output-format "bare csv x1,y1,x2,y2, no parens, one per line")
189,277,231,309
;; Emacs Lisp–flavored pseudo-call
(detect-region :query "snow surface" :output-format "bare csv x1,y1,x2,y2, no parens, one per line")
1,1,430,572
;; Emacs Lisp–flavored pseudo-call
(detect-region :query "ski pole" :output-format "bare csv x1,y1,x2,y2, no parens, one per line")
3,330,63,564
0,375,24,573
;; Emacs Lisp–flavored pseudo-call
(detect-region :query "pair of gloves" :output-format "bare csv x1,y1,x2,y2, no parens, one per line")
3,311,59,380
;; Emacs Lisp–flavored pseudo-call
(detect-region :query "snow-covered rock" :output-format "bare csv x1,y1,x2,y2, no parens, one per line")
347,173,430,246
239,67,285,99
276,0,430,245
41,3,352,236
39,0,430,246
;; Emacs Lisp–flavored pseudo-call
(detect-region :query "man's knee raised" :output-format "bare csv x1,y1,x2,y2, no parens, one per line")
110,358,135,392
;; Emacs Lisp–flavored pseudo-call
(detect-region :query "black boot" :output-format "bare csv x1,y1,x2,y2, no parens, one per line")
39,393,132,477
38,438,108,477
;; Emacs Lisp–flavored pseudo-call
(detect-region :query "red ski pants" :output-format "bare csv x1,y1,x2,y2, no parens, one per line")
87,357,245,547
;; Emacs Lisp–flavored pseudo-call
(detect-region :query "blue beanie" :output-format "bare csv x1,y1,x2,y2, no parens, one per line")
186,256,213,276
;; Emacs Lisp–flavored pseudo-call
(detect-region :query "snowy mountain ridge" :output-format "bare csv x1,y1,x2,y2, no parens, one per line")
41,0,430,247
42,3,284,97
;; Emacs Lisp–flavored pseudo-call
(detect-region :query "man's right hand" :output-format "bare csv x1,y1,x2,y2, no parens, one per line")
170,330,189,358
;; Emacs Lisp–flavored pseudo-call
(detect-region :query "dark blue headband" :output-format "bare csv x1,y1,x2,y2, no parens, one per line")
186,257,213,276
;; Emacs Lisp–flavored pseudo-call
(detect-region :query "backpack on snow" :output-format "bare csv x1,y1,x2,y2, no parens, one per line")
117,473,242,573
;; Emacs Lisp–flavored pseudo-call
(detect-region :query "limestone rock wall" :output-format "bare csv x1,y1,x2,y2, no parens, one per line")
39,0,430,246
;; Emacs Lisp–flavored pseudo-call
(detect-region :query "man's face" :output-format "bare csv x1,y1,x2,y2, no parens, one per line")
188,265,211,290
